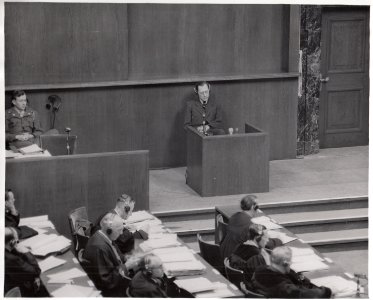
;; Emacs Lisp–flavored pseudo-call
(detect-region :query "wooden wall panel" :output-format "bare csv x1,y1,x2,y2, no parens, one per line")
5,151,149,237
128,4,288,79
5,3,128,85
5,79,297,168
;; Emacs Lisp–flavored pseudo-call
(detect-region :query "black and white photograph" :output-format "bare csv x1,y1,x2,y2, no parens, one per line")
1,0,370,298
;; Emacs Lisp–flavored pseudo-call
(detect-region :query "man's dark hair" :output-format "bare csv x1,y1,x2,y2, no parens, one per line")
5,189,12,201
240,194,258,211
194,81,210,92
11,90,26,101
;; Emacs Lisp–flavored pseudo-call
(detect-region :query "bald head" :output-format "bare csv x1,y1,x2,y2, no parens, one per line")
100,213,124,241
270,246,292,274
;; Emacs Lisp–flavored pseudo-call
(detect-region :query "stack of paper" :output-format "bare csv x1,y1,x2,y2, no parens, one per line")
39,256,66,273
267,230,297,244
311,275,356,297
6,150,22,158
131,218,162,232
151,246,190,256
19,215,55,229
139,236,181,252
148,233,178,240
251,216,283,230
174,277,215,293
47,267,86,283
157,251,196,263
195,282,236,298
51,284,100,297
163,260,206,277
289,246,329,272
15,150,52,159
127,210,154,224
19,233,71,256
19,144,43,154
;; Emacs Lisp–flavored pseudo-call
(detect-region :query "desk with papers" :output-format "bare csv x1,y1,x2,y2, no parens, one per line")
18,215,101,297
127,210,244,298
215,205,364,298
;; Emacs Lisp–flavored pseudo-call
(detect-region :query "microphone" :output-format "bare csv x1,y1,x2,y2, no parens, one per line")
65,127,71,133
65,127,71,155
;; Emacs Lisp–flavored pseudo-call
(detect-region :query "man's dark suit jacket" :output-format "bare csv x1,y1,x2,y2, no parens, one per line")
184,96,222,129
129,271,168,298
82,231,128,297
5,248,48,297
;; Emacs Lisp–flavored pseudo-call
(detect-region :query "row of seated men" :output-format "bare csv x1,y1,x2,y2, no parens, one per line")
220,195,332,298
4,189,180,298
5,189,333,298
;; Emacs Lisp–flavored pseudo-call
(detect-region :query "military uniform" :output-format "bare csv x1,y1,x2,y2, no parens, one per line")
5,107,44,148
184,96,225,135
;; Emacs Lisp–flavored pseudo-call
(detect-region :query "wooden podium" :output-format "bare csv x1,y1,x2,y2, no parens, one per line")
186,124,269,196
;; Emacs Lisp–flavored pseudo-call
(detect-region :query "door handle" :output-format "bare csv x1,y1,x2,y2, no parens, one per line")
320,76,329,83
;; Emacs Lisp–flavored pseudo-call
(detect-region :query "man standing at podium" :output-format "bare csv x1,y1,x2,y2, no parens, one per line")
184,81,225,135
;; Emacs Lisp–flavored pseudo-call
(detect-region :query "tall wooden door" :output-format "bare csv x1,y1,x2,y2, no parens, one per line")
319,6,369,148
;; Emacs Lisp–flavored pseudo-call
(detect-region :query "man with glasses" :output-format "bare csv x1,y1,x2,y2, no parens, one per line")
184,81,225,135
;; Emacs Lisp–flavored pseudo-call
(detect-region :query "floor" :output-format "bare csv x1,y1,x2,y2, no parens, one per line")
149,146,368,212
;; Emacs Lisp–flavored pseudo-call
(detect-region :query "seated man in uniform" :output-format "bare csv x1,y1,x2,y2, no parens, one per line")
184,81,225,135
129,254,168,298
251,246,332,298
5,90,44,149
4,227,49,297
83,213,139,297
91,194,148,254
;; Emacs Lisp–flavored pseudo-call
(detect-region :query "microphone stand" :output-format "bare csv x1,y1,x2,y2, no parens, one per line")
202,103,208,136
65,127,71,155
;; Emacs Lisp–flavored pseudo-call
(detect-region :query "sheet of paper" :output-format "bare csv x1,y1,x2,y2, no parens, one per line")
195,282,236,298
311,275,356,296
163,260,206,276
151,246,190,256
39,256,66,273
139,237,181,252
148,233,178,240
291,260,329,272
32,236,71,256
19,233,59,250
174,277,215,293
251,216,283,230
157,251,196,263
51,284,97,297
6,150,22,158
47,267,86,281
127,210,154,223
19,143,43,154
289,246,316,257
19,215,49,225
291,254,324,264
267,230,297,244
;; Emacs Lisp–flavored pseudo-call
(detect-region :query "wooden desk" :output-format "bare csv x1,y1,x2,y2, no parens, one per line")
186,124,269,196
215,205,367,298
6,151,149,238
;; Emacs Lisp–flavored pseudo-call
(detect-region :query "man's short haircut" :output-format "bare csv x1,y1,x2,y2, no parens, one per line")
5,227,16,244
11,90,26,100
195,81,210,92
139,253,162,272
240,223,266,242
116,194,134,204
271,246,292,265
240,194,258,211
100,212,120,230
5,189,12,201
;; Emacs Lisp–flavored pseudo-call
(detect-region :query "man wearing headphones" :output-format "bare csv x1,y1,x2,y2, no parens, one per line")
6,90,44,149
83,213,139,297
4,227,49,297
184,81,225,135
252,246,332,298
129,254,168,297
229,224,271,284
91,194,147,254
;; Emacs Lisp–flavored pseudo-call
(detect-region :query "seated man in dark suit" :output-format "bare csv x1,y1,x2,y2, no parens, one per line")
91,194,147,254
229,224,271,284
251,246,332,298
83,213,139,297
129,254,168,298
184,81,225,136
4,227,49,297
221,195,281,259
5,189,38,239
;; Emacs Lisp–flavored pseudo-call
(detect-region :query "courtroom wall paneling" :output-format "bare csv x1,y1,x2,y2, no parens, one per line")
5,79,297,168
5,2,128,85
5,151,149,237
128,4,288,79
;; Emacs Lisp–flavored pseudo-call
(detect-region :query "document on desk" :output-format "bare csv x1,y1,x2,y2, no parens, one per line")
51,284,99,297
174,277,215,293
139,236,181,252
163,260,206,277
291,259,329,273
267,230,297,244
148,233,178,240
151,246,190,256
289,246,316,257
310,275,356,297
251,216,283,230
39,256,66,273
127,210,154,223
19,215,49,225
157,251,196,263
6,150,22,158
19,233,59,250
47,267,86,282
195,282,236,298
32,236,71,256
